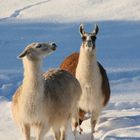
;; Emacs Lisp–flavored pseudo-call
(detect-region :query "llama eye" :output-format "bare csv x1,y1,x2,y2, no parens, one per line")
36,44,42,48
91,36,96,41
82,36,86,41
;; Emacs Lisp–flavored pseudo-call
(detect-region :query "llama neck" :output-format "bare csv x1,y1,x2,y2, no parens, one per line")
76,46,98,81
22,57,43,91
78,46,97,69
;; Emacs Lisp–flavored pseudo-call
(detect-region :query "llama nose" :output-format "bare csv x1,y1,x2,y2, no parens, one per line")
51,42,57,50
87,40,93,47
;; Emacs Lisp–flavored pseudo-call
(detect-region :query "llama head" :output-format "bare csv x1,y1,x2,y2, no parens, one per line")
18,42,57,61
79,24,99,53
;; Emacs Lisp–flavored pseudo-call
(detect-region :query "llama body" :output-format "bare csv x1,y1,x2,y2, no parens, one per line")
12,42,81,140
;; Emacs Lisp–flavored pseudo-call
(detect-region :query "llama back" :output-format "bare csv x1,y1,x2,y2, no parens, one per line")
97,62,110,106
43,69,81,125
43,69,81,105
60,52,79,76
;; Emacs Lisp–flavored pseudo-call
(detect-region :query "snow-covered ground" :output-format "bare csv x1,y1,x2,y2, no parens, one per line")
0,0,140,139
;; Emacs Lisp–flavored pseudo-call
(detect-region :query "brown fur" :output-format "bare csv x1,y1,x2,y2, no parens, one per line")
60,52,79,76
98,62,110,106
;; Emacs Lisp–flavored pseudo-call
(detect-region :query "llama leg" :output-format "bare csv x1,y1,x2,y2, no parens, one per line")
20,124,30,140
73,108,86,135
72,119,83,140
78,108,86,134
36,123,49,140
90,116,96,140
71,118,77,137
71,112,79,139
90,112,99,140
60,125,67,140
53,129,61,140
71,108,84,136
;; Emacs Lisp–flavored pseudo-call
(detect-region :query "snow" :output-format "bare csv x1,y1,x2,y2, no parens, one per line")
0,0,140,139
1,0,140,22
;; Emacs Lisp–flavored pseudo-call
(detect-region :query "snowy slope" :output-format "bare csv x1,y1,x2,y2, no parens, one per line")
0,0,140,140
0,0,140,22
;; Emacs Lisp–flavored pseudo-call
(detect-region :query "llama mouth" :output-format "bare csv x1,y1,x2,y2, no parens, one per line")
86,46,95,51
42,48,48,51
92,45,95,50
51,45,57,51
52,47,56,51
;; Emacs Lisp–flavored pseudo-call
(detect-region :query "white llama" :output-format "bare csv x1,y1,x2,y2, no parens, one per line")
11,42,81,140
76,24,110,139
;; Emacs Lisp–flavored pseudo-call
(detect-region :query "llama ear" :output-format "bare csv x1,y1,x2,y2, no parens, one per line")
93,24,99,35
79,24,85,36
18,50,28,59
